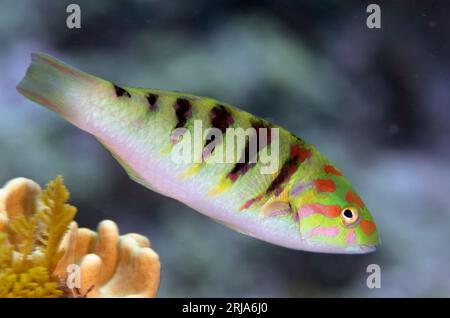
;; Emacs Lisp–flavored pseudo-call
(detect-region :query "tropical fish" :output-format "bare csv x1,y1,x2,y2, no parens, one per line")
17,53,379,254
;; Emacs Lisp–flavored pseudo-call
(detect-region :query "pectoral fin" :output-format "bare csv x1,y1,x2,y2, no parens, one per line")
262,201,293,217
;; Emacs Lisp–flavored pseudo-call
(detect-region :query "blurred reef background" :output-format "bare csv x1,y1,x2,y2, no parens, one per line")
1,0,449,297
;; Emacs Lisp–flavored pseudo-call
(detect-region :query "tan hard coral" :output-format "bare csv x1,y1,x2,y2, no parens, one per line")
0,176,160,298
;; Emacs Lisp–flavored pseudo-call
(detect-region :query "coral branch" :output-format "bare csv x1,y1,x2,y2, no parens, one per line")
0,177,160,298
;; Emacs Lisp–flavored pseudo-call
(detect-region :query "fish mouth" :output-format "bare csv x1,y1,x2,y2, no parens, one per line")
354,245,377,254
340,244,377,254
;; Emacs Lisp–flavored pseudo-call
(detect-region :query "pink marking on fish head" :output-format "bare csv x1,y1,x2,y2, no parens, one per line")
291,181,309,196
306,226,340,238
345,229,356,245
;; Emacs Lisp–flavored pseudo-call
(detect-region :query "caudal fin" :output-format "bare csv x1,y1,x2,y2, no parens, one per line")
17,53,103,120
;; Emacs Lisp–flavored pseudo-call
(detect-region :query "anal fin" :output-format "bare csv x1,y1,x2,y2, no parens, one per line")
213,218,253,237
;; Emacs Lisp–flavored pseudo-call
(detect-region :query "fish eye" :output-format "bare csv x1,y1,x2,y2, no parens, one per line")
341,207,359,227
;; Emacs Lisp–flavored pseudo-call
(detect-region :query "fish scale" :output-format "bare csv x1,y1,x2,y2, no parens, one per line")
17,52,379,254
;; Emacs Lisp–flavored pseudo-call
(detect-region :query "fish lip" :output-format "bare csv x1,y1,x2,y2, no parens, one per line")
342,244,377,254
355,245,377,254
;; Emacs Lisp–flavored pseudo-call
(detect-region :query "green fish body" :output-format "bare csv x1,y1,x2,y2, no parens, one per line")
17,53,379,254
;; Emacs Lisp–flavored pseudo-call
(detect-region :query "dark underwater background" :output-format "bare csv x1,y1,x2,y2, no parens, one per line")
0,0,449,297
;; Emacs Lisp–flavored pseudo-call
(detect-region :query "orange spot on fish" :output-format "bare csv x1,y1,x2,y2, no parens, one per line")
298,203,341,218
324,165,342,176
291,145,311,162
314,179,336,192
345,190,365,208
360,220,376,235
